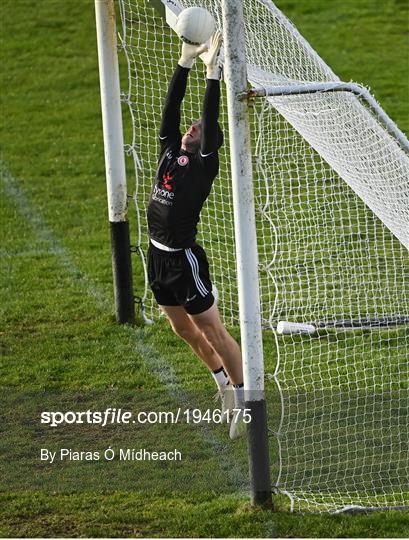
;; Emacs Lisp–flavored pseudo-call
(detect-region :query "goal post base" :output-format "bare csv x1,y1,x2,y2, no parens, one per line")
245,398,273,508
110,220,135,325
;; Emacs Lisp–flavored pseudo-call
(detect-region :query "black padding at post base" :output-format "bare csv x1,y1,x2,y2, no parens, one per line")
245,399,273,508
110,220,135,324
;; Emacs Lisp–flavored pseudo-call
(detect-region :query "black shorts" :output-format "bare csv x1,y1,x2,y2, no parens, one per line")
147,242,215,315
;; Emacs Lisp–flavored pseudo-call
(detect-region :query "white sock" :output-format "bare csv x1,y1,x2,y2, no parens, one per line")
233,383,245,409
211,366,230,389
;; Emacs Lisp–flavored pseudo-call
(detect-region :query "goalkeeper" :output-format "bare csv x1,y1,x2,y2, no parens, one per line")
147,32,245,439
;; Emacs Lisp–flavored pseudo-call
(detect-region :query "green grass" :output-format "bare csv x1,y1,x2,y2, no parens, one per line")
1,492,409,538
1,0,408,536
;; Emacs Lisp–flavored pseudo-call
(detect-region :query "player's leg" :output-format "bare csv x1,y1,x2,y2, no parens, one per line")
159,304,224,372
189,303,246,439
182,245,242,380
189,302,243,385
160,304,233,418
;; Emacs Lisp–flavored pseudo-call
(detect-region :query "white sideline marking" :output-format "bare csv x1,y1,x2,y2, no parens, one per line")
1,161,247,491
0,162,110,311
0,249,58,258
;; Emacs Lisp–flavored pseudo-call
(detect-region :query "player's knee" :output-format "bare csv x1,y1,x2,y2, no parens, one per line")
170,321,196,343
201,324,228,350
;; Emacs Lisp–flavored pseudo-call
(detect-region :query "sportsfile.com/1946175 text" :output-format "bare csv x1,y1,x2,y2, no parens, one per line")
40,408,252,427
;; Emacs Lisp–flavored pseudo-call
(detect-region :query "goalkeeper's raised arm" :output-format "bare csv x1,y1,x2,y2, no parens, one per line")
200,31,223,157
159,40,207,148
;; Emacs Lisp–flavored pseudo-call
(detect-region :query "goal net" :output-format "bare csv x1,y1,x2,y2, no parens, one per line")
117,0,409,512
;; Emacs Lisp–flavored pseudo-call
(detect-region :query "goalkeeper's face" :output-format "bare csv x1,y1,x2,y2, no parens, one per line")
181,120,202,152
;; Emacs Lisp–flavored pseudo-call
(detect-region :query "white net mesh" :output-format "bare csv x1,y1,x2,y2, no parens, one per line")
118,0,409,512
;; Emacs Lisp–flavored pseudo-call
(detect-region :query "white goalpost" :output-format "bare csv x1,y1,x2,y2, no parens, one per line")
95,0,135,324
97,0,409,512
221,0,272,506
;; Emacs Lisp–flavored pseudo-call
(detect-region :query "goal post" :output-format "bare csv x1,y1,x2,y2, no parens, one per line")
221,0,272,507
95,0,135,324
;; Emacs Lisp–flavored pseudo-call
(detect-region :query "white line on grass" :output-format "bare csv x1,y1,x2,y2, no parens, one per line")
0,248,64,258
0,161,110,310
1,161,248,493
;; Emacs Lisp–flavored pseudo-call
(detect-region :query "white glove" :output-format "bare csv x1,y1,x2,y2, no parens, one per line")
202,31,223,80
178,42,208,69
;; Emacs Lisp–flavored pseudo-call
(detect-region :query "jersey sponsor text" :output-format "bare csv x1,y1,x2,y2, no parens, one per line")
152,184,175,206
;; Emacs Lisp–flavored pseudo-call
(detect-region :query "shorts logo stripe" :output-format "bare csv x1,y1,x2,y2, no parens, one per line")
185,249,208,297
185,250,205,296
185,249,207,297
188,250,209,297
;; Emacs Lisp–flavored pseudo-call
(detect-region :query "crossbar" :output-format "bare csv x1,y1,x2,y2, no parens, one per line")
245,82,409,154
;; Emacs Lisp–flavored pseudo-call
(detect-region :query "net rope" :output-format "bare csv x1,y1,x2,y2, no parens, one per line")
118,0,409,512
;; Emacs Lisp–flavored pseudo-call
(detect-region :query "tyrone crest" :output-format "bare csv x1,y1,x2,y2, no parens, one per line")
177,155,189,167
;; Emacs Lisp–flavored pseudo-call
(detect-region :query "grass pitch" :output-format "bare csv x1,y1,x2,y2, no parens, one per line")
1,0,408,537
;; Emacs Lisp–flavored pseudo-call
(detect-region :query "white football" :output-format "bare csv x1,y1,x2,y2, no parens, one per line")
176,6,215,46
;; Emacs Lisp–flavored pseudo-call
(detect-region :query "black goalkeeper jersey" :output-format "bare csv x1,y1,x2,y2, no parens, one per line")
147,65,221,249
